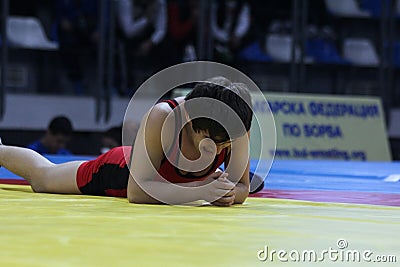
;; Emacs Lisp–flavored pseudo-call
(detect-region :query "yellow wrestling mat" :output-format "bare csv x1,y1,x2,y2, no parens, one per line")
1,184,399,267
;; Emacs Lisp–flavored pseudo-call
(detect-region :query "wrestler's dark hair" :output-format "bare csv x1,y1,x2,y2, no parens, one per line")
184,82,253,142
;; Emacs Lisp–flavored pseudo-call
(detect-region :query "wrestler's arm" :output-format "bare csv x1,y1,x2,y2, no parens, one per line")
127,104,232,204
127,104,200,204
213,132,251,206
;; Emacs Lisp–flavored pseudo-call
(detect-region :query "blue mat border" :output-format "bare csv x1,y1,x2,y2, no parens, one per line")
1,155,400,194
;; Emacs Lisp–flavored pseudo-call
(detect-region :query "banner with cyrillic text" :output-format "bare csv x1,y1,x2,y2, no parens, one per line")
254,93,391,161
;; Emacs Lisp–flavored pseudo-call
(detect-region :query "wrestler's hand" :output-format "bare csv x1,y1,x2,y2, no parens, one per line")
201,172,235,206
210,180,236,207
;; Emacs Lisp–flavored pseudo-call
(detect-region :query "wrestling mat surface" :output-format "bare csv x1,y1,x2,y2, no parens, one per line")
1,158,399,266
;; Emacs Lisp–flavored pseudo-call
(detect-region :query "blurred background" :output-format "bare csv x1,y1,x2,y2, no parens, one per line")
0,0,399,158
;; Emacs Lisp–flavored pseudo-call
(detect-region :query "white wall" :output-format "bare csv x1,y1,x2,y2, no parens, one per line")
0,94,154,131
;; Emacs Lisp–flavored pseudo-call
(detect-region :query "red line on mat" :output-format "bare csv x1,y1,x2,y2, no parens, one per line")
251,189,400,207
0,179,29,185
2,179,399,207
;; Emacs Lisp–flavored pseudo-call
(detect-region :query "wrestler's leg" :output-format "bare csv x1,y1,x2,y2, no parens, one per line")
0,145,84,194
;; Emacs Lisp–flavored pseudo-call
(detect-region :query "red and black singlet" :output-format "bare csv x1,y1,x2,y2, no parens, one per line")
76,98,228,197
157,99,227,183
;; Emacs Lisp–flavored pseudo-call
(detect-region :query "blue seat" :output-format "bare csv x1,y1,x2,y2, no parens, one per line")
306,37,349,64
343,38,380,66
6,16,59,50
238,41,272,62
324,0,370,17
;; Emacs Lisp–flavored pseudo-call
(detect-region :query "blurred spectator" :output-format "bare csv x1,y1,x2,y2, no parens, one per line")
27,116,74,155
116,0,169,93
100,121,139,154
116,0,170,62
167,0,199,63
100,126,122,154
211,0,252,63
56,0,99,95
